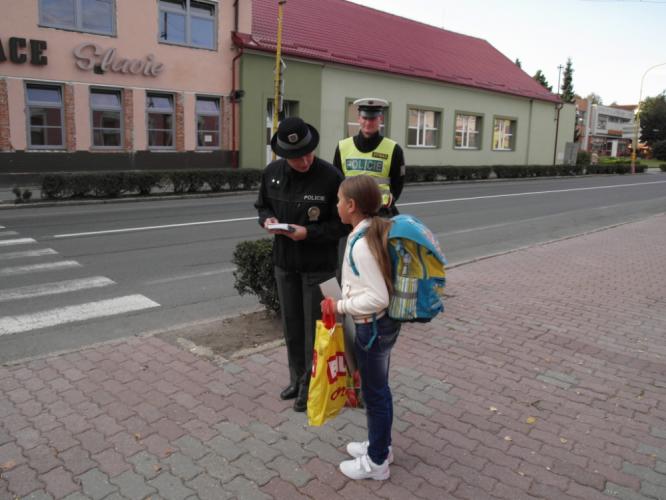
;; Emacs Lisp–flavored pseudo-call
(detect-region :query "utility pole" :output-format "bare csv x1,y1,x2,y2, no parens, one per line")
556,64,564,95
272,0,287,160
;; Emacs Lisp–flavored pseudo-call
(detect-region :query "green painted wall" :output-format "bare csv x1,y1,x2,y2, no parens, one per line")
239,52,322,168
319,65,575,166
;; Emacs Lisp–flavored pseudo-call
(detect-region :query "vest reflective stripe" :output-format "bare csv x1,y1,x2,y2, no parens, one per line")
339,137,395,206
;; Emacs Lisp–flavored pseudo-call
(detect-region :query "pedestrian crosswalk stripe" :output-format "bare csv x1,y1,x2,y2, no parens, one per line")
0,276,116,303
0,294,160,336
0,238,36,247
0,260,81,277
0,231,19,237
0,249,58,261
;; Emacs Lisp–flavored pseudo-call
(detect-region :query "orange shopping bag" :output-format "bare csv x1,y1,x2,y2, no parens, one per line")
307,311,348,426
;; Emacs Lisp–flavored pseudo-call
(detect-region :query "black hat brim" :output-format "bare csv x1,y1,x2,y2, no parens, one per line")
270,124,320,159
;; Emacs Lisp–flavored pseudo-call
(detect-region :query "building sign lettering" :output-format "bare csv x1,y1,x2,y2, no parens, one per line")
73,43,164,77
0,37,48,65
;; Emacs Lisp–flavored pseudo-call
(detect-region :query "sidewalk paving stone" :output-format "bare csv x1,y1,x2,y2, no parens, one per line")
1,214,666,498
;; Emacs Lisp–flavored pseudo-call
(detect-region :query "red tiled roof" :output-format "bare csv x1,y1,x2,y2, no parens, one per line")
238,0,560,103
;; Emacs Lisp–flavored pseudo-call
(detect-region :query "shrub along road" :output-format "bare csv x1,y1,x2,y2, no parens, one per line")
0,173,664,363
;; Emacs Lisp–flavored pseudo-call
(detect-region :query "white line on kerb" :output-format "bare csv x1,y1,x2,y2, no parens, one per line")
0,276,116,303
0,294,160,336
0,249,58,261
0,238,36,247
0,260,81,277
398,180,666,207
54,216,258,238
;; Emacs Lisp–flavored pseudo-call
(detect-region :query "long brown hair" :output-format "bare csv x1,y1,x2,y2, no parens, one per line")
340,176,393,293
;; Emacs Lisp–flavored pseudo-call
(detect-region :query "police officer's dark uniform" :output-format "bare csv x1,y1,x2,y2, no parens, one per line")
333,98,405,218
255,117,347,412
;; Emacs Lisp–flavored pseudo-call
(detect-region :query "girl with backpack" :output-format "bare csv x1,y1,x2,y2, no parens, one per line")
322,175,401,481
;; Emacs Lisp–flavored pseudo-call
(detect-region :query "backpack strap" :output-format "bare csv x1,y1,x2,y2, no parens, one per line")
348,229,367,277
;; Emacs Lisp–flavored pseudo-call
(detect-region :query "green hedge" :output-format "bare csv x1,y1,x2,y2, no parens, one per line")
39,162,651,200
41,169,262,200
493,164,584,178
232,238,280,314
660,164,666,172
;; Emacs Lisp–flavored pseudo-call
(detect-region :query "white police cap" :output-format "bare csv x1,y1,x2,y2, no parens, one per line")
353,97,388,118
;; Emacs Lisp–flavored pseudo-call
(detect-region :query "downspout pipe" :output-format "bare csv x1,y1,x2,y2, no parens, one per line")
553,102,563,166
231,1,242,169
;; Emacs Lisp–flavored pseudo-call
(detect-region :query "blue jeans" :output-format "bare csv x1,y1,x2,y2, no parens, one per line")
354,314,401,465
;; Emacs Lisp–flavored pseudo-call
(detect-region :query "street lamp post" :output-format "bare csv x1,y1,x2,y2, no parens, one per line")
631,62,666,174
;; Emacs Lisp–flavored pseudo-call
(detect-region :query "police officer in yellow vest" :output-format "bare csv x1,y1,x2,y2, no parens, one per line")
333,98,405,217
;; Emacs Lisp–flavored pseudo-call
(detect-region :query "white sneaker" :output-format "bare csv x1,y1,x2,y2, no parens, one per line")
339,453,390,480
346,441,394,464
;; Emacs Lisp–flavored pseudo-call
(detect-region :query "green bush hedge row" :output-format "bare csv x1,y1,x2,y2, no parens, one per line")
660,164,666,172
40,163,648,199
41,170,263,199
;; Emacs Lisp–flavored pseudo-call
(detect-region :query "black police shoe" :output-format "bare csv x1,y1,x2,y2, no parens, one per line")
293,384,308,412
280,383,299,400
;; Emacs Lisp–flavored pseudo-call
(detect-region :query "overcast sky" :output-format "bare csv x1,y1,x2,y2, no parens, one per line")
348,0,666,105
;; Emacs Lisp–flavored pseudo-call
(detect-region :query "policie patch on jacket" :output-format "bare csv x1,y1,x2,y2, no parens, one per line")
372,151,389,160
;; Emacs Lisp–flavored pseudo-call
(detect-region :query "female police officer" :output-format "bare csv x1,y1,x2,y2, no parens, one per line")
255,117,348,412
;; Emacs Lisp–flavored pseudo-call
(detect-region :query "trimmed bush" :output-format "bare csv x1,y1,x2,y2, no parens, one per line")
652,140,666,161
232,238,280,314
576,150,590,166
660,164,666,172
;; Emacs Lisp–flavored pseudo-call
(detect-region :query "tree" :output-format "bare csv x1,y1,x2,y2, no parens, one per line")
533,70,552,91
515,58,522,68
584,92,603,105
639,93,666,146
561,58,575,103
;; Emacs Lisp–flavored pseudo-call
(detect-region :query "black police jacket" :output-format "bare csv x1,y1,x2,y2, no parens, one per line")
255,157,349,273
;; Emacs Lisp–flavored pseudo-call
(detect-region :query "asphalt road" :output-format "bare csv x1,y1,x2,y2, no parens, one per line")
1,173,665,363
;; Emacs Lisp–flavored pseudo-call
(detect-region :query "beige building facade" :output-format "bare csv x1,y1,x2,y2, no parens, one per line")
0,0,250,180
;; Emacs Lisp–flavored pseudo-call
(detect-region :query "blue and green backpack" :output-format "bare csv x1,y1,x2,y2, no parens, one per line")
349,214,447,323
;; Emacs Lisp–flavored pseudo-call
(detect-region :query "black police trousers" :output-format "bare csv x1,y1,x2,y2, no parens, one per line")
274,266,334,390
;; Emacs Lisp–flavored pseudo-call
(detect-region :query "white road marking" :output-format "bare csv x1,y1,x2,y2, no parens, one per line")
0,276,115,303
0,294,160,336
0,260,81,277
0,231,19,237
53,216,258,238
49,180,666,239
144,267,236,285
0,249,58,261
398,180,666,207
0,238,36,247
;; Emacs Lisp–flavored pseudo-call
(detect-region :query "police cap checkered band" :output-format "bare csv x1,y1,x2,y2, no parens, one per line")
276,128,312,151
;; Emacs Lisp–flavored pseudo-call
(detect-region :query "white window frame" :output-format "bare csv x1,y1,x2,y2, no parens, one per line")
455,113,482,150
492,117,516,151
146,92,175,150
25,83,65,150
39,0,116,36
407,108,440,148
158,0,217,50
90,88,123,149
196,95,222,150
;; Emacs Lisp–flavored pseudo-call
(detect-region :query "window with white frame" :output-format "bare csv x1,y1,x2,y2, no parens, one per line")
159,0,216,49
408,108,440,147
26,83,65,148
492,118,516,151
455,113,481,149
147,93,174,148
196,96,221,148
39,0,115,35
345,99,387,137
91,89,122,147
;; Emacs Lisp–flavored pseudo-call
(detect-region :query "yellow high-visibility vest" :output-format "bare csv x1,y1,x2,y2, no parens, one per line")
339,137,395,206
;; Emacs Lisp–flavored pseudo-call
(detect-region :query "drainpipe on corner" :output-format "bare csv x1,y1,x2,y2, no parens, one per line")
553,102,563,166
